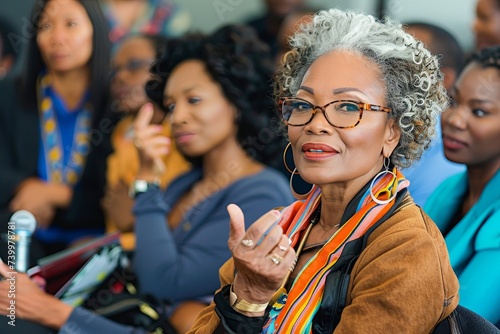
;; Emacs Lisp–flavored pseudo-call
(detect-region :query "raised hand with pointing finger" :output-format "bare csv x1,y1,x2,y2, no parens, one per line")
133,103,169,180
227,204,296,315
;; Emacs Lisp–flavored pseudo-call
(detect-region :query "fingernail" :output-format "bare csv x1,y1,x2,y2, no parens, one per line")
272,210,281,217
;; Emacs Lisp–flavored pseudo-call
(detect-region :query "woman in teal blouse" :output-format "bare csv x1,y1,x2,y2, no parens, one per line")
425,45,500,325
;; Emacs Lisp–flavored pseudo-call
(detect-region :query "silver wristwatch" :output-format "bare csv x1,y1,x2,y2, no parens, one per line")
128,179,160,199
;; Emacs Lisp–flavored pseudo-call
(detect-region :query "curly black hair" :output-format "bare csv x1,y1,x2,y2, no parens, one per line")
469,45,500,69
146,24,287,169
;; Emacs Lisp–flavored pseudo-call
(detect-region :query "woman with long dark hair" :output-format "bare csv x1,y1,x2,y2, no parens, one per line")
0,0,112,260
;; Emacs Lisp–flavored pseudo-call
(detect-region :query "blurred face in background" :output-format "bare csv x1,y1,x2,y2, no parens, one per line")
473,0,500,49
165,60,239,158
111,36,156,114
442,62,500,167
265,0,304,18
37,0,93,74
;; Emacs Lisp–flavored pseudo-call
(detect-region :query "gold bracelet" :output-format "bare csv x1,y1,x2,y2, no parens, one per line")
229,284,269,313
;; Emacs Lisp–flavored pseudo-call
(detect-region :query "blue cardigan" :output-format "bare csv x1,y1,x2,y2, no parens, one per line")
425,170,500,324
132,167,293,302
59,167,293,333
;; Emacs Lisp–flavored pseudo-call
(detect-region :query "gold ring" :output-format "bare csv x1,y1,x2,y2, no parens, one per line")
269,253,284,265
241,239,254,247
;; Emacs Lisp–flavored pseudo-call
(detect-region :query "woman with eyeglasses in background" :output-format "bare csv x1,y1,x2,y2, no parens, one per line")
102,33,190,251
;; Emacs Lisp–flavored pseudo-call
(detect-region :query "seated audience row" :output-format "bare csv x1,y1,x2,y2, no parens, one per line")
0,0,499,331
0,1,292,332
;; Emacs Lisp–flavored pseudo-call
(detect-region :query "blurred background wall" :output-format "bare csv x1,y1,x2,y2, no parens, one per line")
0,0,476,55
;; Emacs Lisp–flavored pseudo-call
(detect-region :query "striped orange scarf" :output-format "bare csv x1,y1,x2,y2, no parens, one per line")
263,167,409,333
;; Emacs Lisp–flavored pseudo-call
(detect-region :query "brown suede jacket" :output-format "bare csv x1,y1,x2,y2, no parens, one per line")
188,199,459,333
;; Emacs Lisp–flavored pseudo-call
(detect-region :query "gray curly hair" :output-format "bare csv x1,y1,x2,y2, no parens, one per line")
274,8,448,168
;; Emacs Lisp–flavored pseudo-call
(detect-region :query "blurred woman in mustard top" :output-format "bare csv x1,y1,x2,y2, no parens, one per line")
102,33,189,250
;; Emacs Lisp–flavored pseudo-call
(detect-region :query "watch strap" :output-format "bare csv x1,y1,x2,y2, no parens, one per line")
128,178,160,198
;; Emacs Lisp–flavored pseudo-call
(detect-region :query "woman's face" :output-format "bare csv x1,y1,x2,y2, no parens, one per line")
165,60,238,158
442,62,500,167
473,0,500,50
287,51,400,188
111,37,156,114
37,0,93,74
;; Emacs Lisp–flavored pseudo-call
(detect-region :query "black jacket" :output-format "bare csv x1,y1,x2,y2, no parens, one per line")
0,77,113,250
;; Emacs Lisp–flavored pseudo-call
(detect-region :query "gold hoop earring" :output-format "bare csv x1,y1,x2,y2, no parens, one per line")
369,156,397,205
290,168,314,200
282,142,294,174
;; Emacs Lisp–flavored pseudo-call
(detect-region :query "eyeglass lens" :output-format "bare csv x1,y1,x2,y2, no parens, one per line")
281,98,361,127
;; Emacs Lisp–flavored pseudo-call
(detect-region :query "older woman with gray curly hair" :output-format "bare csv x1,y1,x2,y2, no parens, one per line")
189,8,459,333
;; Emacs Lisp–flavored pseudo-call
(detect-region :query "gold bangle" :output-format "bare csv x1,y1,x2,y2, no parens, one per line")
229,284,268,313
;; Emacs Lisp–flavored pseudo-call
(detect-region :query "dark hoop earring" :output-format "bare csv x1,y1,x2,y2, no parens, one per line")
369,156,397,205
283,142,314,199
282,142,294,174
290,168,314,200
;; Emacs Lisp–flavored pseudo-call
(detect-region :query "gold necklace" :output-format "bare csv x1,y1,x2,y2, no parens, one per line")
318,221,340,232
315,206,340,232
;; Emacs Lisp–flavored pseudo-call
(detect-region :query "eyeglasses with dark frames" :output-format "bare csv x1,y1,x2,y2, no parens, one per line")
278,97,392,128
109,58,155,79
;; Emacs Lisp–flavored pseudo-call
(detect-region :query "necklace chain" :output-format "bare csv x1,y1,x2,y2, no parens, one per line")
318,221,340,232
311,204,341,232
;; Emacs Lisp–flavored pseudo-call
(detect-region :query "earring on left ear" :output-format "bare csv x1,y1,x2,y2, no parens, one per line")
369,156,397,205
283,142,314,200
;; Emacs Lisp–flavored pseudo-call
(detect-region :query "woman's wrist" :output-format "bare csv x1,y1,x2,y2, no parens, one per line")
136,168,160,183
215,285,268,332
232,275,274,304
229,284,269,316
231,277,272,316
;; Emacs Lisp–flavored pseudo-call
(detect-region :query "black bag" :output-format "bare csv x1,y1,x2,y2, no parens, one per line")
432,305,500,334
81,256,177,334
91,293,177,334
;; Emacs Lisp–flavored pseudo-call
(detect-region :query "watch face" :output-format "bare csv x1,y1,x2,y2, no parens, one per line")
129,180,147,198
135,180,149,192
129,179,160,198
